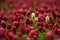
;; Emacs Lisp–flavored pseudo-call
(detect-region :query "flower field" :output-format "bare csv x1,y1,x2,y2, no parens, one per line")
0,0,60,40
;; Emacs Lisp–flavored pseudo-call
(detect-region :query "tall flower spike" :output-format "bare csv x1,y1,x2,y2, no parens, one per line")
45,16,50,22
31,13,36,20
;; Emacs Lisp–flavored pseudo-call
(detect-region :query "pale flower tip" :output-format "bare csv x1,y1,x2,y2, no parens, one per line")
45,16,50,22
34,17,38,22
31,13,36,19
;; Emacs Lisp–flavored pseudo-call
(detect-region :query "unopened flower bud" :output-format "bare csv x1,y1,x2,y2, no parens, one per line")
34,17,38,22
45,16,50,22
31,13,35,20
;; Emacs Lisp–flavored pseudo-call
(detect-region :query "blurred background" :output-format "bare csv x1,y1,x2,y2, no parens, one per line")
0,0,60,11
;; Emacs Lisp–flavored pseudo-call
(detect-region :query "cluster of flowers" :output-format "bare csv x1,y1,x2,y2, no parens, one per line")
0,0,60,40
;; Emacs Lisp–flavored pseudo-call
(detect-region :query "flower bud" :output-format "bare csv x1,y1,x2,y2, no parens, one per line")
8,24,12,29
2,16,8,21
0,27,5,37
7,31,14,39
1,20,6,28
34,17,38,22
46,31,55,40
26,17,30,24
29,18,33,24
38,14,45,21
31,13,35,20
12,21,19,27
44,22,50,28
45,16,50,22
12,25,17,31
